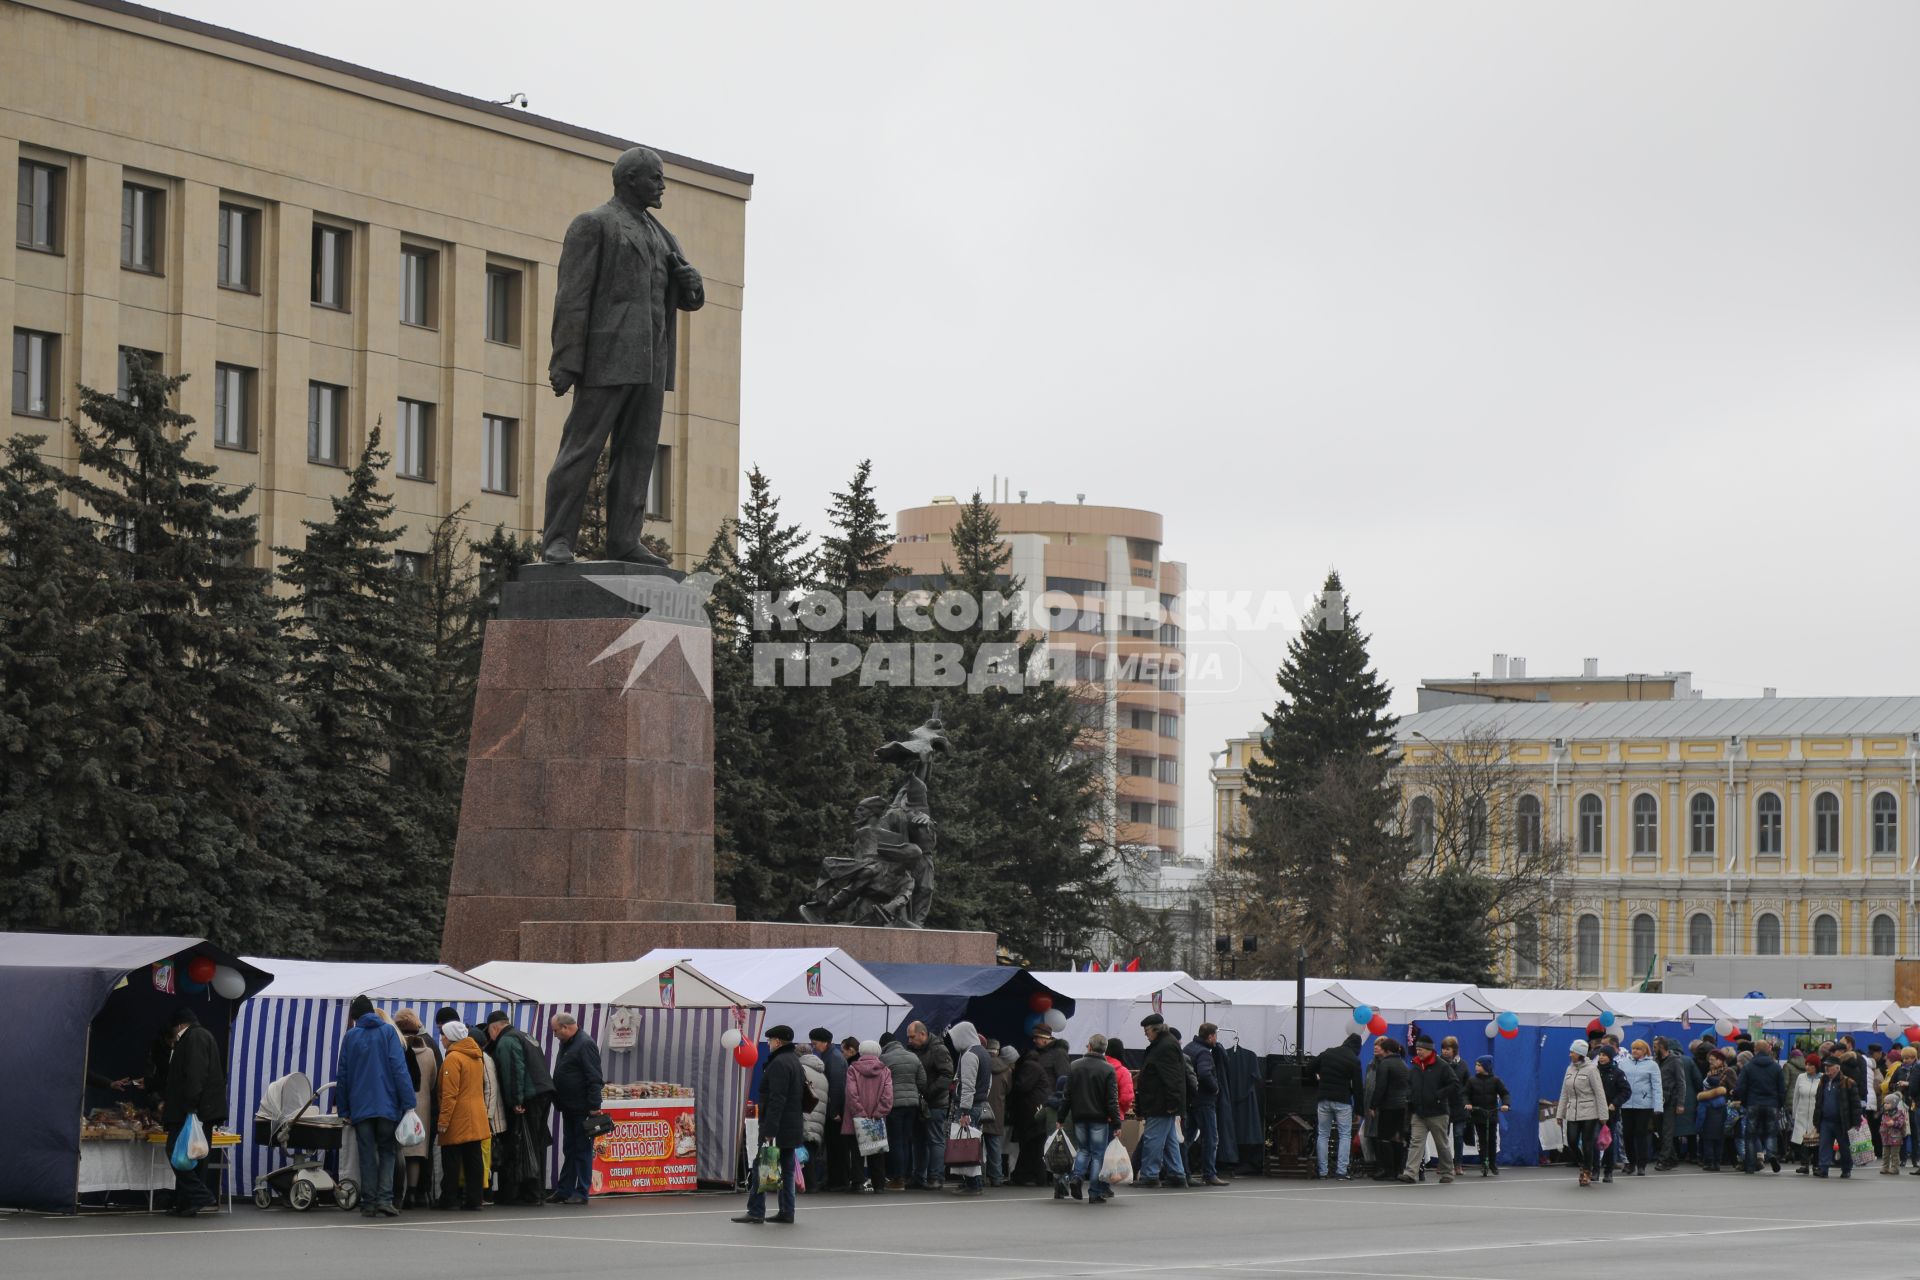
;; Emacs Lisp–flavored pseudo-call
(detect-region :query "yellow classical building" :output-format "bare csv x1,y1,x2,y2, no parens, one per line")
4,0,748,569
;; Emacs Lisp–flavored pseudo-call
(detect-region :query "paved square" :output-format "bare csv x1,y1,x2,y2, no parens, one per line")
3,1168,1913,1279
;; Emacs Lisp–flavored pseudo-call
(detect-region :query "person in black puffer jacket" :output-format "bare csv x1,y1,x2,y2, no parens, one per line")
1397,1036,1462,1184
1464,1055,1510,1175
1591,1045,1631,1183
1310,1033,1364,1179
1367,1039,1411,1181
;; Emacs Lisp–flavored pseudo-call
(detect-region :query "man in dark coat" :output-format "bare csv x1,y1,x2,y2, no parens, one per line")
1184,1025,1228,1186
810,1028,850,1190
1813,1057,1863,1178
1733,1040,1785,1173
1397,1035,1461,1185
486,1011,556,1204
1010,1027,1070,1185
737,1026,805,1224
549,1013,605,1205
161,1007,227,1218
1653,1038,1690,1170
907,1021,954,1189
1059,1033,1123,1203
1311,1032,1364,1179
1136,1013,1190,1187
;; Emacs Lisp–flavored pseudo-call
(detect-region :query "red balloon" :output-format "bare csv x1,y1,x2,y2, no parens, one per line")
1367,1013,1388,1037
1907,1026,1920,1042
186,956,216,984
1499,1027,1519,1040
1029,993,1053,1014
733,1042,759,1068
1586,1019,1604,1035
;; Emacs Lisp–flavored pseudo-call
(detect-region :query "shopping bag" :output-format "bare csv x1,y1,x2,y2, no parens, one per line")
170,1115,200,1172
186,1114,210,1161
756,1143,783,1193
1119,1115,1144,1156
396,1110,427,1148
945,1118,984,1168
1597,1122,1612,1151
1849,1122,1874,1159
1042,1126,1077,1175
1099,1136,1133,1185
855,1116,888,1156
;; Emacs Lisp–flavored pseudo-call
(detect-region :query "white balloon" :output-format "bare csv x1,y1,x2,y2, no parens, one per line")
1042,1009,1067,1032
1484,1022,1499,1040
210,966,246,1000
720,1028,743,1050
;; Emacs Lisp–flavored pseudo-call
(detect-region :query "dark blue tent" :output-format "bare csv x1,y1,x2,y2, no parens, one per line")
0,933,272,1214
864,964,1074,1047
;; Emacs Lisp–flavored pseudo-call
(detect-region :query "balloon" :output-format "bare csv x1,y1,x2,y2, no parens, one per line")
1587,1019,1605,1036
721,1028,743,1050
1042,1009,1067,1033
1496,1011,1519,1032
1713,1019,1735,1039
1896,1035,1909,1049
1029,993,1053,1014
1367,1013,1387,1037
1499,1026,1519,1040
1908,1026,1920,1043
210,966,246,1000
1598,1010,1616,1028
1484,1022,1499,1040
733,1042,759,1068
1745,991,1767,1000
181,978,207,995
1023,1012,1044,1036
1352,1005,1374,1026
186,956,216,985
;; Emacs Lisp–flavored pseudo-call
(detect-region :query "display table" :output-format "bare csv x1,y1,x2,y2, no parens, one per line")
74,1131,241,1209
591,1097,697,1194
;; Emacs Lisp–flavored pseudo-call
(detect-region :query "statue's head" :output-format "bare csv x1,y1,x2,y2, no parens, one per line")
612,147,666,210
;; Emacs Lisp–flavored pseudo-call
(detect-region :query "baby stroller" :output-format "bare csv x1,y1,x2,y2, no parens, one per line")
251,1072,358,1211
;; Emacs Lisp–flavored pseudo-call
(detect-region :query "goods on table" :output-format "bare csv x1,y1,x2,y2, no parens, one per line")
81,1102,165,1141
600,1081,693,1100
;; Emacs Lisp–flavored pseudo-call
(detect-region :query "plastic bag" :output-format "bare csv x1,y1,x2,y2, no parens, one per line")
186,1114,210,1161
756,1143,784,1192
1849,1121,1874,1159
1043,1126,1077,1175
1597,1122,1612,1151
170,1115,200,1172
854,1116,888,1156
396,1109,426,1148
1099,1136,1133,1185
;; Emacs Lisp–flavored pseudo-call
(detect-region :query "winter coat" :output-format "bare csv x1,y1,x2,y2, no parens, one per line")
404,1034,439,1138
481,1049,506,1136
1137,1031,1189,1117
1618,1054,1664,1112
1841,1052,1870,1103
552,1031,605,1115
1594,1058,1630,1111
437,1037,491,1145
759,1042,808,1149
841,1053,894,1132
949,1023,992,1116
882,1041,926,1112
1557,1059,1608,1122
1733,1054,1784,1110
1465,1072,1510,1113
1791,1071,1818,1141
1443,1055,1470,1121
1105,1054,1136,1115
1313,1035,1365,1108
339,1013,417,1124
983,1051,1013,1136
1066,1051,1121,1125
1406,1052,1461,1119
1184,1037,1221,1101
162,1022,228,1128
798,1052,830,1145
1815,1074,1864,1131
914,1036,955,1108
1011,1041,1069,1135
1369,1053,1411,1111
1657,1052,1694,1136
819,1041,848,1119
489,1025,555,1107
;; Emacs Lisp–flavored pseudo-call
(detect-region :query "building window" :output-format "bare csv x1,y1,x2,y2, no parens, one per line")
117,347,162,406
121,182,163,272
1128,708,1154,732
1630,793,1659,855
1129,755,1154,778
1689,793,1715,856
1578,794,1604,854
1871,914,1897,957
485,265,521,344
1159,712,1178,738
1128,801,1153,824
1630,913,1657,976
311,223,350,308
481,414,516,494
1812,914,1839,956
1872,791,1898,856
1688,912,1714,956
395,398,432,480
212,364,253,449
1157,802,1177,829
1756,792,1782,855
1466,796,1489,856
308,382,345,466
11,329,58,418
16,159,63,253
400,246,438,327
1158,622,1182,645
1158,758,1178,785
1813,792,1841,855
1755,912,1782,956
1514,916,1540,979
1514,794,1542,856
1410,795,1435,858
217,203,258,291
392,550,427,578
646,445,671,518
1576,914,1601,978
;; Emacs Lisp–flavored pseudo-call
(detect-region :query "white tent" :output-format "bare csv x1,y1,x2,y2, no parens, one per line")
472,959,758,1010
1798,998,1907,1033
1206,979,1357,1055
634,948,908,1043
1706,997,1819,1028
1339,980,1495,1024
1031,971,1230,1050
1477,988,1616,1026
1596,991,1719,1023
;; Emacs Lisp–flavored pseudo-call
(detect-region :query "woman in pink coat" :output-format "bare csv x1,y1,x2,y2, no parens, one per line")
842,1038,895,1193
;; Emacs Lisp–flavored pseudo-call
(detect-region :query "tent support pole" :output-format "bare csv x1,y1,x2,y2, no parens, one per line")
1295,947,1306,1069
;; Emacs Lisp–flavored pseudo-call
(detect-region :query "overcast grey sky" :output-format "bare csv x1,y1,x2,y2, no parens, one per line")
172,0,1920,854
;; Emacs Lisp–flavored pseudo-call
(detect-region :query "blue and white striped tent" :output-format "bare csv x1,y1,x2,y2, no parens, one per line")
227,959,533,1195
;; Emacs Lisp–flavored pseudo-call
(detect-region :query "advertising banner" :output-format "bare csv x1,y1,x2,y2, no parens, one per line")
592,1098,698,1194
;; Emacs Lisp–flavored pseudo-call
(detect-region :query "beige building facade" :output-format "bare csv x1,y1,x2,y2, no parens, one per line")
4,0,748,569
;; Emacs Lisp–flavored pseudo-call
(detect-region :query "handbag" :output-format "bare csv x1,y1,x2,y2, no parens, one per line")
584,1111,616,1139
944,1118,984,1167
854,1115,888,1156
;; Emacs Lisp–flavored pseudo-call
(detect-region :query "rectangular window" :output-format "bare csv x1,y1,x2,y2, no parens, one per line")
393,550,427,578
308,382,345,466
16,160,62,253
485,265,521,344
1157,802,1178,829
11,329,58,417
481,414,516,494
116,347,162,405
400,247,437,327
121,182,164,272
217,203,258,290
1159,712,1179,737
1159,758,1179,784
1128,709,1155,732
646,444,671,518
311,223,350,308
212,364,253,449
1128,802,1154,825
1129,755,1155,778
396,398,433,480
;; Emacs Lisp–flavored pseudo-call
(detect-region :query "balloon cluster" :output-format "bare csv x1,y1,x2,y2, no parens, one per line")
182,956,246,999
1352,1005,1387,1037
1713,1018,1738,1041
1480,1010,1522,1042
1894,1025,1920,1048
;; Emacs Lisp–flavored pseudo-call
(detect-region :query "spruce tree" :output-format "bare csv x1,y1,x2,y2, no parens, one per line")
811,459,906,807
1381,865,1498,985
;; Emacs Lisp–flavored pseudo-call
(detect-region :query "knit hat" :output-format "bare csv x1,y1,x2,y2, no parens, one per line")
859,1039,882,1057
1000,1045,1019,1065
435,1007,460,1027
1474,1055,1494,1072
1569,1041,1589,1058
349,994,376,1021
440,1020,469,1043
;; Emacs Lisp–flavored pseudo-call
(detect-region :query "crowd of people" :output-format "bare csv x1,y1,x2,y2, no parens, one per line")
733,1012,1234,1225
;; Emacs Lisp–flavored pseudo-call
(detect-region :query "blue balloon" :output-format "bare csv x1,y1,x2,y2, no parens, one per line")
1495,1011,1519,1032
1746,991,1767,1000
1352,1005,1373,1025
1023,1012,1044,1036
1897,1034,1910,1049
1598,1010,1616,1028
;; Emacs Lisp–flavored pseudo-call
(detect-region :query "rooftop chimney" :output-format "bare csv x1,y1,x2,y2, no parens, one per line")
1510,656,1527,678
1491,653,1509,679
1763,686,1777,699
1582,657,1599,679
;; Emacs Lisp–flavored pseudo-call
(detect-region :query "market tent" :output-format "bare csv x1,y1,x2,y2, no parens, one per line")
1595,991,1718,1022
635,948,908,1043
1032,971,1230,1051
1706,997,1819,1029
229,958,530,1195
1477,988,1616,1027
1799,998,1906,1033
1204,979,1357,1056
0,932,272,1214
1338,980,1495,1028
862,964,1074,1046
472,958,765,1184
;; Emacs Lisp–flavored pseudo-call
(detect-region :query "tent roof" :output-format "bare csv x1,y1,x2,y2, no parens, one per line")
1205,979,1356,1009
0,932,272,997
1478,988,1614,1019
1798,998,1905,1030
1338,980,1494,1015
1706,997,1818,1026
469,959,758,1009
239,958,524,1003
1028,971,1228,1005
864,963,1036,999
1596,991,1717,1020
635,948,904,1012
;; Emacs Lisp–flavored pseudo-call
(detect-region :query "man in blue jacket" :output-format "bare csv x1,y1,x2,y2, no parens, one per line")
1184,1025,1228,1186
810,1028,850,1190
1733,1040,1785,1174
337,995,418,1217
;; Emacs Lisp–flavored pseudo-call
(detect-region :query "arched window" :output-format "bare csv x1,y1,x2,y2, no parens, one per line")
1467,796,1488,856
1756,791,1782,855
1814,792,1841,855
1812,914,1839,956
1410,795,1435,857
1578,794,1604,854
1689,793,1715,856
1688,913,1714,956
1755,912,1782,955
1514,916,1540,979
1631,793,1659,855
1872,792,1899,856
1576,914,1602,977
1631,913,1658,975
1516,794,1542,856
1871,914,1897,957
